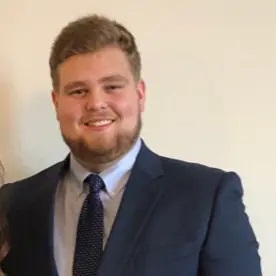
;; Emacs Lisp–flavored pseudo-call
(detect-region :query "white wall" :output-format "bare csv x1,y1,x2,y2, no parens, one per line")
0,1,275,274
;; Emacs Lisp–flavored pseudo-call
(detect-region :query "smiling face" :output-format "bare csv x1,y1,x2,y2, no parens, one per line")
52,46,145,169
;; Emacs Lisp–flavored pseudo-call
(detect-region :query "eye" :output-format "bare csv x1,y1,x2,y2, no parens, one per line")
104,85,123,92
68,88,88,96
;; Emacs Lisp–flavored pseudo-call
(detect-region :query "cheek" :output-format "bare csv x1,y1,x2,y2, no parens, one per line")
123,104,137,118
113,101,141,131
57,102,82,126
113,100,139,120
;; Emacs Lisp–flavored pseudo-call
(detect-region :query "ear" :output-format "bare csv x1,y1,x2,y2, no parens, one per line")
136,79,146,112
51,90,60,120
51,90,58,109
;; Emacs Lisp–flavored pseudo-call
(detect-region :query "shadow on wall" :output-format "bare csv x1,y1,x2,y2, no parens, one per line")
0,70,31,183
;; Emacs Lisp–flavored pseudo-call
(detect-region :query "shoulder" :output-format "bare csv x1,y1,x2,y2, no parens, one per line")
0,160,65,202
160,154,226,180
7,160,63,187
140,142,241,194
158,154,242,195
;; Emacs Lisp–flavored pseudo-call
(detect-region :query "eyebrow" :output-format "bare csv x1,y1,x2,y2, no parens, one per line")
98,74,129,84
63,75,129,91
64,81,87,92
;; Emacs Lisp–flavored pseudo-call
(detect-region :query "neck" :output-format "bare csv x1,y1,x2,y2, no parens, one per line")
72,138,141,173
74,156,119,173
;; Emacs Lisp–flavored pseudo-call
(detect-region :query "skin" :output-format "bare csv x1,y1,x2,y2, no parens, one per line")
0,242,8,261
52,46,146,172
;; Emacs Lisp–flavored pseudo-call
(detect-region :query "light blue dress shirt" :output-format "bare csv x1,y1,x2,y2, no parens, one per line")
54,139,141,276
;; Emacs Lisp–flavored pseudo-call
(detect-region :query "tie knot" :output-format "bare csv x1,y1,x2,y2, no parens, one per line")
84,174,105,194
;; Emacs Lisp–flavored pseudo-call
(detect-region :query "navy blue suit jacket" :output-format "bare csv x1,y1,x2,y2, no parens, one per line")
1,143,262,275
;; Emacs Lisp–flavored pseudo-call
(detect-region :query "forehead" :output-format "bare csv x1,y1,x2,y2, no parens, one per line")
58,47,133,85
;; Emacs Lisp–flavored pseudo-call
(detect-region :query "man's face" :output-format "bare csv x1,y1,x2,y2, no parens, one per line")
52,46,145,166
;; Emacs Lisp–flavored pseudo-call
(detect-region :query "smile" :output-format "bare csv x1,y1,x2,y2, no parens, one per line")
84,120,114,127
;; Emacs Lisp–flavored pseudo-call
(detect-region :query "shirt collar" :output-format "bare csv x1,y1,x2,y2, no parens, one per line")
69,138,141,198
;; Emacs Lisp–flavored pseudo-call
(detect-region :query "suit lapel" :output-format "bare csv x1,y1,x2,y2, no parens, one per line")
23,158,69,275
98,144,164,276
8,146,163,275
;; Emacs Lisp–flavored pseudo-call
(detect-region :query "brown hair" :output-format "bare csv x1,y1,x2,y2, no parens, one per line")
0,209,8,256
0,161,4,186
0,162,8,256
49,14,141,89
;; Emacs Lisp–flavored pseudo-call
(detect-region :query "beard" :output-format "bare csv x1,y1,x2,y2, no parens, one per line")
61,116,142,167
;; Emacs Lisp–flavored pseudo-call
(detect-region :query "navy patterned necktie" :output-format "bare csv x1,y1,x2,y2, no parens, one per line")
73,174,105,276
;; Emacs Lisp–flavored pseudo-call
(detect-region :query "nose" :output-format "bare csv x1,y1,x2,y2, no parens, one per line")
85,90,107,111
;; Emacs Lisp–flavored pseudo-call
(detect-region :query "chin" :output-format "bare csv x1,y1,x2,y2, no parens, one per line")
86,143,114,153
85,136,116,148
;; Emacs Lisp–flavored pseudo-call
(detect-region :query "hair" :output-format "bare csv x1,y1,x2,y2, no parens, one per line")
0,161,4,186
0,209,8,258
0,161,8,257
49,14,142,89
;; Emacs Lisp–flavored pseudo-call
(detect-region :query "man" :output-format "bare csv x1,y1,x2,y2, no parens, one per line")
1,15,261,276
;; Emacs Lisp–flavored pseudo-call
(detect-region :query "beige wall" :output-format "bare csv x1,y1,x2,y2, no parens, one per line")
0,1,275,274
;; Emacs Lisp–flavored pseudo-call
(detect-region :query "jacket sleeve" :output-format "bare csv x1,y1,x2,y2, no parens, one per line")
199,172,262,275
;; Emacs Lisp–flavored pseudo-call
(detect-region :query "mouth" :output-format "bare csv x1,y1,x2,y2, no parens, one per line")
83,119,115,130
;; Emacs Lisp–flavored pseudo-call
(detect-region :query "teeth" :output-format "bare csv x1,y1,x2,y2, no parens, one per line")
86,120,112,126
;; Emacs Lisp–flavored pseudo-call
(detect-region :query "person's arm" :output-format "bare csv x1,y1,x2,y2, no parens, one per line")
199,172,262,275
